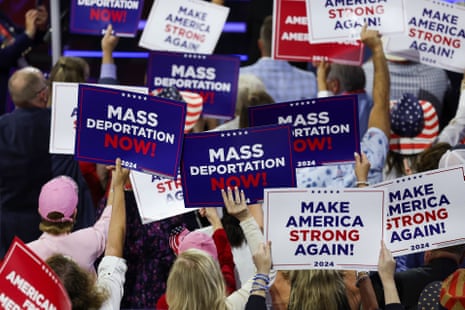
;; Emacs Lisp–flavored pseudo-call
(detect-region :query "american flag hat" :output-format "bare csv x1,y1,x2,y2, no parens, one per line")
440,268,465,309
168,225,191,256
389,93,439,155
152,87,203,133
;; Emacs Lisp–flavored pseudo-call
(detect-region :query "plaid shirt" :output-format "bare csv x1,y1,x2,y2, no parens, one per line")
363,60,449,118
240,57,317,103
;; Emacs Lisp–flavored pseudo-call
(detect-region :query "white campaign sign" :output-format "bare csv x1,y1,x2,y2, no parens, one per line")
384,0,465,73
50,82,148,154
305,0,406,43
263,187,385,270
130,171,198,224
139,0,229,54
373,165,465,256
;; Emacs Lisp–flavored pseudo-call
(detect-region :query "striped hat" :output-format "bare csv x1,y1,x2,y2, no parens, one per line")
389,93,439,155
152,87,203,133
440,269,465,309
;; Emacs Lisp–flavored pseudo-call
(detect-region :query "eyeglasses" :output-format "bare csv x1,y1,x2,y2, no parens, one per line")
35,82,49,96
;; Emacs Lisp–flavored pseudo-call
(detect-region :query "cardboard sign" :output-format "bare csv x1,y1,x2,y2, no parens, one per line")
0,238,71,309
273,0,364,65
130,170,198,224
50,82,148,155
373,165,465,256
263,187,385,270
147,51,240,119
249,95,360,168
75,85,185,178
384,0,465,73
70,0,144,37
139,0,229,54
305,0,406,43
181,125,296,207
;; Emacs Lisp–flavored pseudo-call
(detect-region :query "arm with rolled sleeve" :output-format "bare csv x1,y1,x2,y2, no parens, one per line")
97,158,129,310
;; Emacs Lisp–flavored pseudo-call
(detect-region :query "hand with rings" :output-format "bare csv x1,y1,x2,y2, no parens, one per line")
221,186,251,222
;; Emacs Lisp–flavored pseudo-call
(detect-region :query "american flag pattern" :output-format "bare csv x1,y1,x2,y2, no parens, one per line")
389,94,439,155
152,87,204,133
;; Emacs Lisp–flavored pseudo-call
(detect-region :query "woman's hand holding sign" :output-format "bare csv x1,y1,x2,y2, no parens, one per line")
221,186,251,222
354,152,371,188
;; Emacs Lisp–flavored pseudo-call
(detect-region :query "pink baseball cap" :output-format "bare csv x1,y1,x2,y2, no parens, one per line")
38,175,78,223
169,226,218,260
178,231,218,261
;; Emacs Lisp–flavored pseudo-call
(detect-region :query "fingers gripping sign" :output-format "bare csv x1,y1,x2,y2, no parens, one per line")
221,187,251,222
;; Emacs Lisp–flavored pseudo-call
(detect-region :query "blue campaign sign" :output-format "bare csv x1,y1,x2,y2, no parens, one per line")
75,85,186,178
249,95,360,168
70,0,144,37
147,51,240,119
181,125,296,208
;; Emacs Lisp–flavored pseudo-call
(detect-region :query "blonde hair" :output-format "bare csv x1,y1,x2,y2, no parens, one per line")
49,57,89,83
48,57,89,107
46,254,108,310
288,270,350,310
166,249,228,310
39,213,74,235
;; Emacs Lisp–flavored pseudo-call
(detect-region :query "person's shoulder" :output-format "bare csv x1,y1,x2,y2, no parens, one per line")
240,62,260,73
292,66,316,79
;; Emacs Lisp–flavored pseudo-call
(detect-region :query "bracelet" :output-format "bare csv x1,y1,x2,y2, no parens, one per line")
356,275,369,288
355,181,369,186
253,273,270,284
250,287,268,294
252,281,268,290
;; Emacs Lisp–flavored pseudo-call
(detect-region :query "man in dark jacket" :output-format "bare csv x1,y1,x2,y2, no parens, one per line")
0,66,95,257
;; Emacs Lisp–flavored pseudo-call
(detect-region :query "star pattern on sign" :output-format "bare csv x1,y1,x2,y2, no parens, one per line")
390,93,424,137
220,131,248,138
121,92,147,101
290,100,316,107
184,53,207,60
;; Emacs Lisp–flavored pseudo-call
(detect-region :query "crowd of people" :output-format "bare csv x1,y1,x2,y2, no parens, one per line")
1,2,465,310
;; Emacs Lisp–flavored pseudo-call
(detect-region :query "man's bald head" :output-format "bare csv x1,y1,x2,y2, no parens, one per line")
8,67,48,108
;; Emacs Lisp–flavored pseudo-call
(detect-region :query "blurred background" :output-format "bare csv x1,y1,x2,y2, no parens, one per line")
0,0,273,86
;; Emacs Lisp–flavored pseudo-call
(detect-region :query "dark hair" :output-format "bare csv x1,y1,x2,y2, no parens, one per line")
439,244,465,256
385,151,417,176
221,207,246,247
415,142,452,173
327,64,366,92
259,15,273,56
46,254,108,309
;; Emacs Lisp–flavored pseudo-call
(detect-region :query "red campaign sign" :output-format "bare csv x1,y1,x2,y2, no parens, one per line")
0,238,71,310
273,0,364,65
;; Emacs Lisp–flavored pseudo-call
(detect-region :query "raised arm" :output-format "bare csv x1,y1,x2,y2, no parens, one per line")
105,158,130,257
222,187,264,252
362,25,390,138
378,241,402,307
98,24,119,84
315,60,334,98
437,74,465,145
